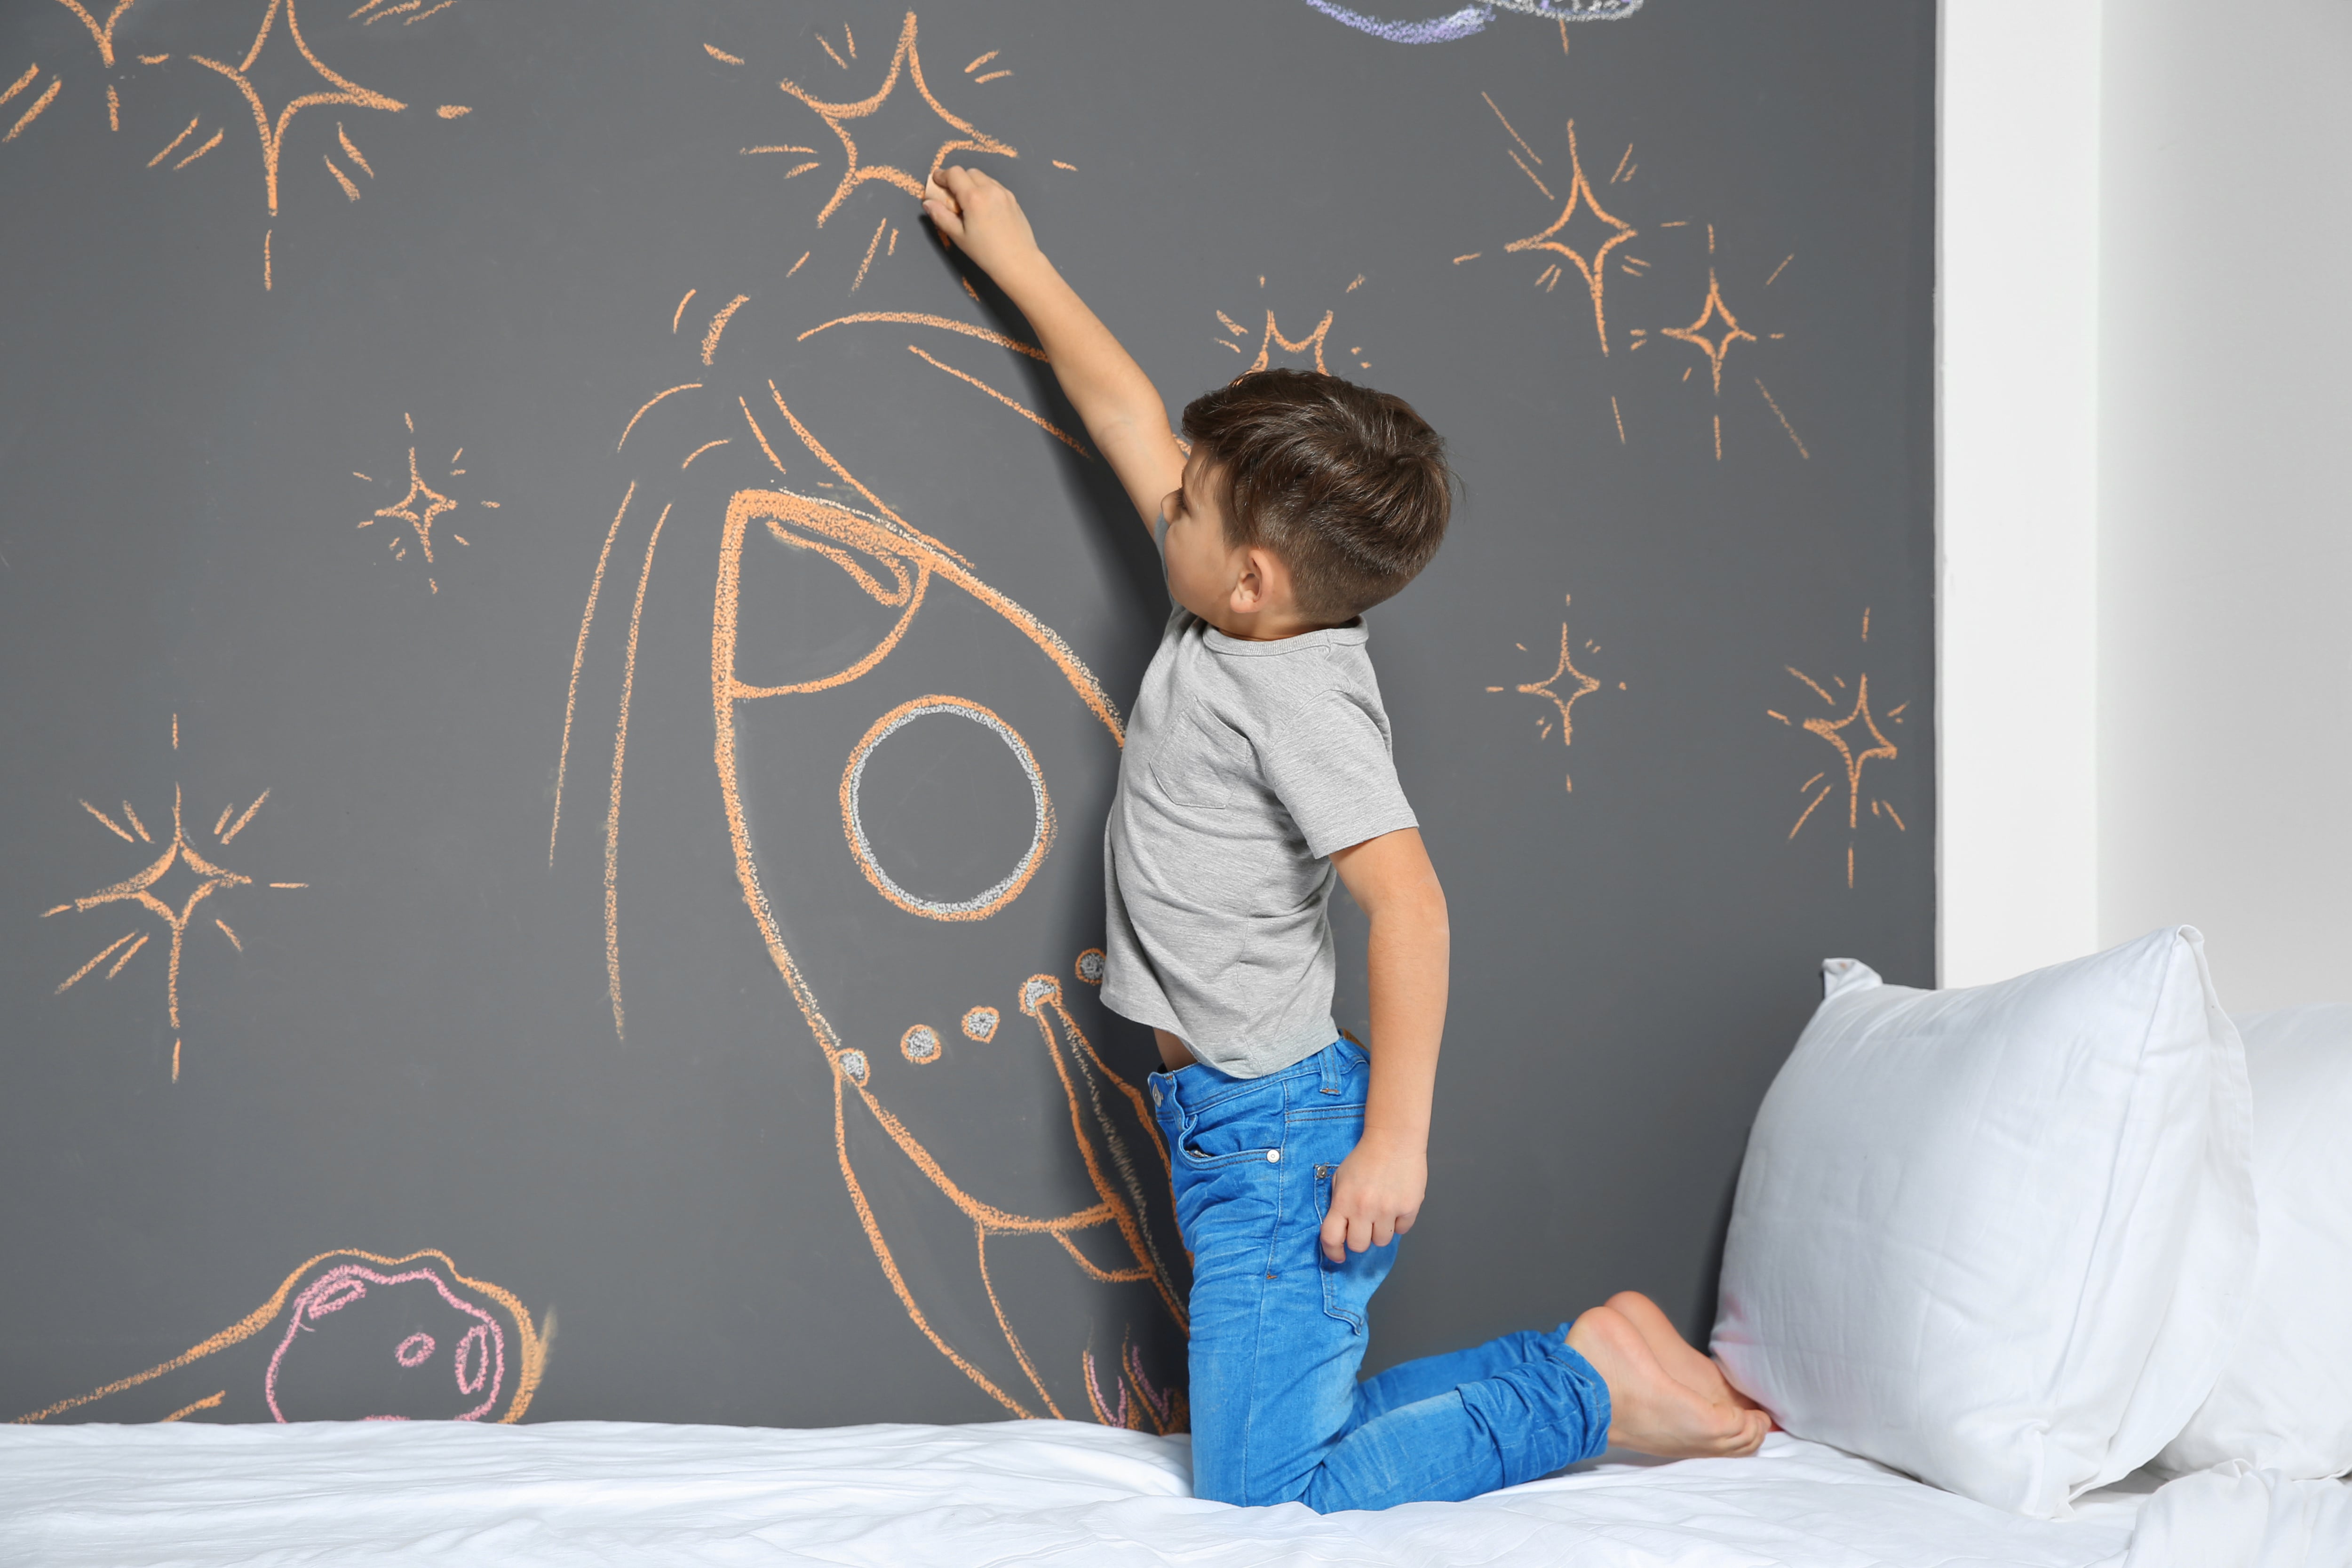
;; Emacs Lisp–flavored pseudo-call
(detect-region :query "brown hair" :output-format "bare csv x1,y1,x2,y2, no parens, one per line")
1181,369,1453,621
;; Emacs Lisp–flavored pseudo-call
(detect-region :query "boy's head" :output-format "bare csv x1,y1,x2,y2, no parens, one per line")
1166,370,1451,633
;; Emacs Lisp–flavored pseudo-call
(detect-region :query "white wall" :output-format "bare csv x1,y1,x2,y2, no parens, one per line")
2098,0,2352,1008
1939,1,2105,986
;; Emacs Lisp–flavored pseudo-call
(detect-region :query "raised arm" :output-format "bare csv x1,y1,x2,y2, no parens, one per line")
921,166,1185,533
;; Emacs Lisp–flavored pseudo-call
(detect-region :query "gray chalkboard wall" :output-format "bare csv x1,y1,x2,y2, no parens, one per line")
1,0,1934,1428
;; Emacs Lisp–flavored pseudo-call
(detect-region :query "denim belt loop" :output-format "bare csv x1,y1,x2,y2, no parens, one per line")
1319,1040,1343,1096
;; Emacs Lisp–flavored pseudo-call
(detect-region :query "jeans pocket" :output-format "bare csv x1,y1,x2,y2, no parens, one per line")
1311,1161,1388,1335
1171,1082,1287,1170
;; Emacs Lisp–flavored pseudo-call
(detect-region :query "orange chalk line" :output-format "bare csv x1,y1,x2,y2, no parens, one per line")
1848,846,1856,887
175,127,224,169
138,54,168,65
149,116,199,165
212,803,236,836
797,312,1046,360
1787,666,1834,706
213,917,241,952
13,1250,544,1425
551,479,634,865
703,43,744,65
4,77,61,142
364,0,421,21
1052,159,1075,171
603,500,668,1042
738,396,787,472
1801,771,1826,792
1346,274,1365,293
888,226,898,256
617,383,700,450
106,81,119,130
681,438,728,470
842,23,856,58
336,123,374,177
80,800,135,842
1452,252,1481,264
325,155,360,200
172,714,180,749
57,932,141,994
161,1392,225,1423
105,931,151,979
1216,310,1248,336
787,250,810,277
907,346,1089,455
1887,701,1908,718
1861,609,1871,641
1765,253,1794,287
700,293,749,364
1482,91,1540,164
1767,709,1790,724
1714,414,1722,462
1881,801,1907,832
269,882,306,889
191,3,405,219
437,105,469,118
221,788,268,843
263,230,272,291
740,144,818,155
1753,379,1809,458
671,288,696,332
1507,147,1553,201
1611,395,1626,445
121,802,151,842
1,65,37,107
964,50,998,73
1789,783,1834,839
1503,119,1634,355
818,34,846,69
973,70,1009,84
975,1228,1060,1415
850,217,888,292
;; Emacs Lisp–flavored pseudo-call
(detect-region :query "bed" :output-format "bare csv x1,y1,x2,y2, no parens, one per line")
4,1419,2343,1567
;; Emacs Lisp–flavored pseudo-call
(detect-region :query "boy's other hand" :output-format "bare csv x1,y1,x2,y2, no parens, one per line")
921,166,1040,279
1320,1128,1426,1264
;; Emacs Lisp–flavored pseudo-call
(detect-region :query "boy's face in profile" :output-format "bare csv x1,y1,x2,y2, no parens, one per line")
1160,449,1303,636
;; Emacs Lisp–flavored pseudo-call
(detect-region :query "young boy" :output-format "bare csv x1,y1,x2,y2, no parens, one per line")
921,166,1769,1511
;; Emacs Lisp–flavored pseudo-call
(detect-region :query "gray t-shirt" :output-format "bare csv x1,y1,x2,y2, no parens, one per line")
1101,540,1418,1078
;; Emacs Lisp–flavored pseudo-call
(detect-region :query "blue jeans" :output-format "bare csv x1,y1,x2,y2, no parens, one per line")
1150,1038,1611,1511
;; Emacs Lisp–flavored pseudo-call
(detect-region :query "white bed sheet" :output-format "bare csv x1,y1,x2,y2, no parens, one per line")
0,1419,2340,1568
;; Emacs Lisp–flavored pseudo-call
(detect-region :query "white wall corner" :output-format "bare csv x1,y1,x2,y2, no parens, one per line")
1937,0,2105,987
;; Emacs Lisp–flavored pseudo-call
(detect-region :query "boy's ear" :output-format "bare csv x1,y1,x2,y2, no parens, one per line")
1232,546,1292,615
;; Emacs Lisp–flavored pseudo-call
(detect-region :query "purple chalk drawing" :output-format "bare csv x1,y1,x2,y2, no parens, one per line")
265,1263,507,1422
1303,0,1643,45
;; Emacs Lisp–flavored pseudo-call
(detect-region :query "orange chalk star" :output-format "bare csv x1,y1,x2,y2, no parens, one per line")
779,10,1015,226
1661,269,1756,395
191,0,404,217
1802,676,1897,831
1504,119,1637,354
1518,621,1601,744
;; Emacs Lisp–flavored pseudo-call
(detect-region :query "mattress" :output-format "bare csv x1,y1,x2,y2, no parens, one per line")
0,1419,2342,1567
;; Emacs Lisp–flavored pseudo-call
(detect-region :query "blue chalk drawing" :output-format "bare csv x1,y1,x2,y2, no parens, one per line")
1303,0,1644,46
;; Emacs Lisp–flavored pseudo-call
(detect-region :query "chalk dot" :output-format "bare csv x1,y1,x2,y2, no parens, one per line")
839,1050,869,1086
1021,976,1057,1013
901,1025,942,1064
1074,948,1105,985
962,1007,999,1042
395,1332,436,1368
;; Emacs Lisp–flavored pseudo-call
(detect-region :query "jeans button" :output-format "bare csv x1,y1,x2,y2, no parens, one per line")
1266,1149,1281,1163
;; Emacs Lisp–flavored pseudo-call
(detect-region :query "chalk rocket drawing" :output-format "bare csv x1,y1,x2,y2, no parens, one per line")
43,717,307,1082
13,1249,544,1425
1770,609,1907,888
553,275,1186,1425
1486,593,1624,793
350,413,498,594
1303,0,1643,48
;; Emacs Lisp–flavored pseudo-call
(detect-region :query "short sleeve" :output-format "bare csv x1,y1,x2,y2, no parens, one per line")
1256,689,1418,860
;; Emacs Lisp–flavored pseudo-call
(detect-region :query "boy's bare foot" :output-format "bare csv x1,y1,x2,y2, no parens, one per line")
1600,1290,1773,1419
1565,1299,1772,1460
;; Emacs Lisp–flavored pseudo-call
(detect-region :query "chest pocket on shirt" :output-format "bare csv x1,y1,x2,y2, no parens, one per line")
1147,705,1250,810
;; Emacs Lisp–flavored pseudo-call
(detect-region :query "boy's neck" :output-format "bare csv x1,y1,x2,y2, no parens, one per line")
1198,605,1352,642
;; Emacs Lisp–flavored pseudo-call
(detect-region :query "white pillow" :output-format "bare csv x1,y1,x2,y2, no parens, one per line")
2160,1004,2352,1480
1712,927,2256,1518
